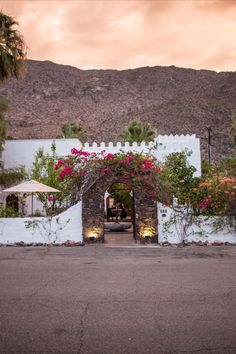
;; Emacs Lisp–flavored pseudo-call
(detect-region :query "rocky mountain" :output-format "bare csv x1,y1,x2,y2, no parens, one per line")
0,59,236,160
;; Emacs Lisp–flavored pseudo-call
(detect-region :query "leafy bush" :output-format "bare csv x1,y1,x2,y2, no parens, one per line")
0,206,19,217
160,151,199,205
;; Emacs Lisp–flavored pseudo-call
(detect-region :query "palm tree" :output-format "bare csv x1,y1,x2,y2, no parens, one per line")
120,120,156,144
0,96,9,156
60,122,87,144
0,11,26,81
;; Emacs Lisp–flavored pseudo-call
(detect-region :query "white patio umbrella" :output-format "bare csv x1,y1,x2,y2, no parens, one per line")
3,180,60,215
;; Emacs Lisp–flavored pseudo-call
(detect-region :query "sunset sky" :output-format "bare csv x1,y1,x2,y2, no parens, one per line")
2,0,236,72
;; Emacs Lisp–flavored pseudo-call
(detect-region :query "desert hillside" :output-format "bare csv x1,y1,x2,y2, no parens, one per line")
0,60,236,160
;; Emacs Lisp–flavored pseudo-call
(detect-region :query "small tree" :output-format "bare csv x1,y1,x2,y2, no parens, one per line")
0,11,26,81
60,122,87,143
120,120,156,144
160,152,198,205
31,142,76,214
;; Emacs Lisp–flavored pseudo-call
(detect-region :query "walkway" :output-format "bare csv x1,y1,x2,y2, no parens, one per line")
104,230,135,246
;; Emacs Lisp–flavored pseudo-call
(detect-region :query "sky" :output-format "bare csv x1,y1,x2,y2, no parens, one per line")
1,0,236,72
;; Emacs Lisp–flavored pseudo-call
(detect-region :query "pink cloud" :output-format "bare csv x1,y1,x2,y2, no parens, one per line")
1,0,236,72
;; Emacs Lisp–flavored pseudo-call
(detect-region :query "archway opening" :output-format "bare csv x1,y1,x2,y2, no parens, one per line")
104,182,135,245
6,194,19,213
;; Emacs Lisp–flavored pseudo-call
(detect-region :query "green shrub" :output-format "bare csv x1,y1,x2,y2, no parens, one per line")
0,206,19,217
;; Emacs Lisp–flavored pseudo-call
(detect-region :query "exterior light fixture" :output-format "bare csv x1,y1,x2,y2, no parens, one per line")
88,235,96,242
140,225,156,239
85,227,103,242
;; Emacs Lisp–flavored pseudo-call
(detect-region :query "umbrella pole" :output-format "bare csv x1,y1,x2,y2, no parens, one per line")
31,193,33,216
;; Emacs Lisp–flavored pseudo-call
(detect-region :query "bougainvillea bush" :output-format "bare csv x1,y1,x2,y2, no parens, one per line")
55,148,168,202
191,177,236,219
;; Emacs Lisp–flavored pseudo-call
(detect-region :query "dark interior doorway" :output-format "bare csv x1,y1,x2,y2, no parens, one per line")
6,194,19,213
104,182,135,245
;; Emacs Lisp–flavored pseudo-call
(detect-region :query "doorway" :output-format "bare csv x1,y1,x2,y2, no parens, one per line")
6,194,19,213
104,182,135,245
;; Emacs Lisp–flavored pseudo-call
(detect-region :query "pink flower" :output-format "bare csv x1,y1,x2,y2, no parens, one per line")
48,195,54,202
71,148,80,154
79,151,90,157
199,182,211,188
54,159,63,170
120,160,128,165
220,177,236,184
144,161,153,169
80,171,88,177
149,192,156,198
104,153,114,160
197,197,210,209
71,149,90,157
59,166,74,179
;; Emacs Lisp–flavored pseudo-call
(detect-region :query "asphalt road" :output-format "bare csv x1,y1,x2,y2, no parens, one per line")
0,245,236,354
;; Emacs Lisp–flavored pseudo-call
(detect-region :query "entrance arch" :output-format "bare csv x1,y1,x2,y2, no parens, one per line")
82,174,158,243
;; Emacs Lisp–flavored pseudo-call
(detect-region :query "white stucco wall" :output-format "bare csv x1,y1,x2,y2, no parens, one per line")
3,135,201,175
0,202,83,244
158,204,236,244
3,138,82,171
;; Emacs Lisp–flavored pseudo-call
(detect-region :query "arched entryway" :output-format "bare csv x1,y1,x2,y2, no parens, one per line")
6,194,19,213
82,175,158,243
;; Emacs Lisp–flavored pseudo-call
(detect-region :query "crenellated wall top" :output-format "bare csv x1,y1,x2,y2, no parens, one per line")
83,134,197,149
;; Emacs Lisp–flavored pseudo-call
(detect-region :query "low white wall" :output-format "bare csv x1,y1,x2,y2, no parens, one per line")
158,204,236,244
0,202,83,244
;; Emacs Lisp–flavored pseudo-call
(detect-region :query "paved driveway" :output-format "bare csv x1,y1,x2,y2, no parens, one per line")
0,245,236,354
